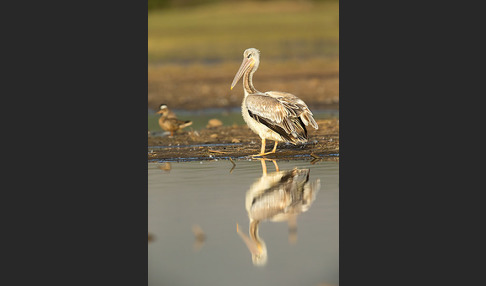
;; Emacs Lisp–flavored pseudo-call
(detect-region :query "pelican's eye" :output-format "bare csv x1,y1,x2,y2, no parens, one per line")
247,53,252,59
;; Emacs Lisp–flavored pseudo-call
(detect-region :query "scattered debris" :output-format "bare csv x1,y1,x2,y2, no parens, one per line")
148,233,155,242
310,153,322,159
158,162,171,172
188,130,200,140
206,118,223,128
209,149,228,154
192,224,206,252
192,224,206,240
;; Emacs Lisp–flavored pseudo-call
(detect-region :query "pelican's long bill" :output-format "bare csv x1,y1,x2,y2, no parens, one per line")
231,56,254,90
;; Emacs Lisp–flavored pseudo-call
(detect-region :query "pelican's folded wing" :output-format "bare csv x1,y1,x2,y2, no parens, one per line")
246,93,309,142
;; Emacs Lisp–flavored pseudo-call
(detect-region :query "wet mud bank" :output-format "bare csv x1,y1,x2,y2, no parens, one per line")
148,119,339,162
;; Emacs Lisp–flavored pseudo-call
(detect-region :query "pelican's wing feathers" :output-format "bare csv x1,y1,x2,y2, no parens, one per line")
266,91,318,130
245,92,318,143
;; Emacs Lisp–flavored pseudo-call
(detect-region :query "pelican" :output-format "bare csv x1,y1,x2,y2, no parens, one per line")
236,159,320,266
231,48,318,157
156,104,192,136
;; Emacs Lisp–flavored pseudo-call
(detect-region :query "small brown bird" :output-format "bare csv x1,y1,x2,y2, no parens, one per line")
156,104,192,136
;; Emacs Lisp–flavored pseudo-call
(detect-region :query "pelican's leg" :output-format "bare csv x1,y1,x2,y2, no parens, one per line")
251,138,267,157
260,138,266,154
271,141,278,153
252,139,280,157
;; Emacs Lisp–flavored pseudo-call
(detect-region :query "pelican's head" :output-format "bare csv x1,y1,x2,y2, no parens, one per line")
156,103,168,115
231,48,260,90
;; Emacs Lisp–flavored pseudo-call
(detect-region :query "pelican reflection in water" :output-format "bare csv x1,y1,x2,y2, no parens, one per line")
236,159,320,266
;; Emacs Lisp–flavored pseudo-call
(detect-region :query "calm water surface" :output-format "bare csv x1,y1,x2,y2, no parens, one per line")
148,159,339,286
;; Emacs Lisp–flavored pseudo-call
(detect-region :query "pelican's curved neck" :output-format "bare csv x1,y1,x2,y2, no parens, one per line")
243,67,259,95
250,219,261,241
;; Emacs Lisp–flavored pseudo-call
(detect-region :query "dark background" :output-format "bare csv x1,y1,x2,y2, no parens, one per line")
3,0,480,285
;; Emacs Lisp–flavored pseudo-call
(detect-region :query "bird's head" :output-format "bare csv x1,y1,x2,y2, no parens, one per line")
231,48,260,90
156,103,168,115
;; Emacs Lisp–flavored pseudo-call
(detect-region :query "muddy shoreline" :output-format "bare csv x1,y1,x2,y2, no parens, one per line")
148,119,339,162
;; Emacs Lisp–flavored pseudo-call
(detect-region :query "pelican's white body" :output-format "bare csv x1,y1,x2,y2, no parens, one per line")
241,90,286,143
